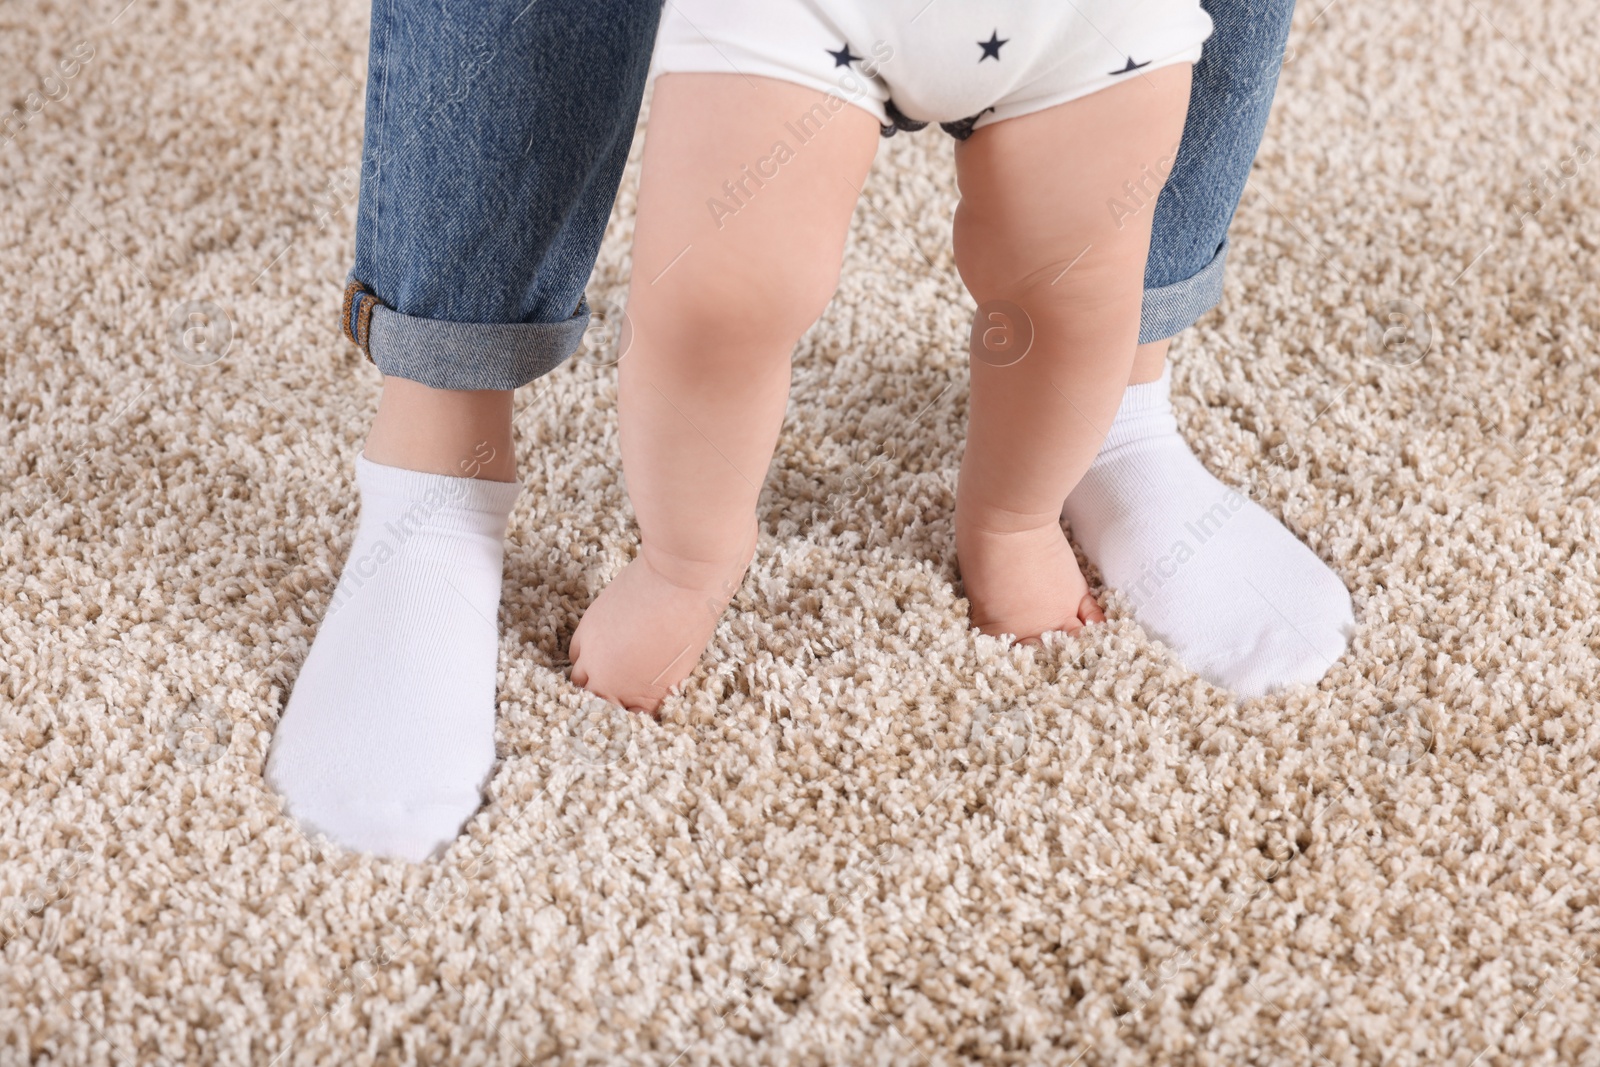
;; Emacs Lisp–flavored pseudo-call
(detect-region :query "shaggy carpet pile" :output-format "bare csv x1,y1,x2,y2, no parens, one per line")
2,0,1598,1062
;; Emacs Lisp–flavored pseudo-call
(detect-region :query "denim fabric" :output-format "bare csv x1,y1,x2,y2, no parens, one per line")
348,0,663,391
1139,0,1296,344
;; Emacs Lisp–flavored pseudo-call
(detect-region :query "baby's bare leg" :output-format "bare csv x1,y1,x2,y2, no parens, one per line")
570,73,878,712
952,64,1193,640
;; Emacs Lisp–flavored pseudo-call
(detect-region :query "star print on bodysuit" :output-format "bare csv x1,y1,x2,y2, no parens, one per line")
978,30,1007,61
1110,56,1152,74
827,43,861,67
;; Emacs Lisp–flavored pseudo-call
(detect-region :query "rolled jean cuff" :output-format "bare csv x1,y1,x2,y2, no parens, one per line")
343,278,589,391
1137,236,1229,345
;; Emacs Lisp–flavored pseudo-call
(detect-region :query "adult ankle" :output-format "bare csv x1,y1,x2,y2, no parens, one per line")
365,377,516,481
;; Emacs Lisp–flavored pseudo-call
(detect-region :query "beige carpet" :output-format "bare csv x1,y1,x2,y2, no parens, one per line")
4,0,1600,1062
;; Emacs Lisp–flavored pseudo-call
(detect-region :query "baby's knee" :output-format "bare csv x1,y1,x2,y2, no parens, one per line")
953,207,1148,311
634,257,840,353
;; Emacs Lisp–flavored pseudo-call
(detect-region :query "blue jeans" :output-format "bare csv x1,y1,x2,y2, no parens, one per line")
343,0,664,390
1140,0,1297,343
343,0,1294,389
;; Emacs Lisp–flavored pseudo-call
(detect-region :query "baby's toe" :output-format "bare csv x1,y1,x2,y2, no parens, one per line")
1078,592,1105,626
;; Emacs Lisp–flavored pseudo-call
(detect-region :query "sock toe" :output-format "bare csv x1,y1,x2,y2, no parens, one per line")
1216,559,1356,698
1198,612,1353,700
296,793,482,863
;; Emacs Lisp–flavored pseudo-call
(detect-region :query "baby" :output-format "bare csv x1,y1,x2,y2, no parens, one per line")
571,0,1212,712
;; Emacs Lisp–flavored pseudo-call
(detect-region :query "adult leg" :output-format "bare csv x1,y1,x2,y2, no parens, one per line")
1135,0,1299,380
569,73,880,713
1064,0,1357,698
267,0,664,861
952,65,1192,641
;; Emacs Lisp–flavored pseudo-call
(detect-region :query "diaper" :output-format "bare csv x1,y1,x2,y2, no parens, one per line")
654,0,1213,138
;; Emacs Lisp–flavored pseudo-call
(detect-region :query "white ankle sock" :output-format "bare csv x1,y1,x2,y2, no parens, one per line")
266,455,521,861
1063,366,1355,698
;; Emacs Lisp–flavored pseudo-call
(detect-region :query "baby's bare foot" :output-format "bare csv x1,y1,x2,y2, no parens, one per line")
570,531,755,714
956,518,1104,641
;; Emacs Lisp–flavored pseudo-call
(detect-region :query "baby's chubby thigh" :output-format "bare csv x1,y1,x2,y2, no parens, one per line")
626,73,881,355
